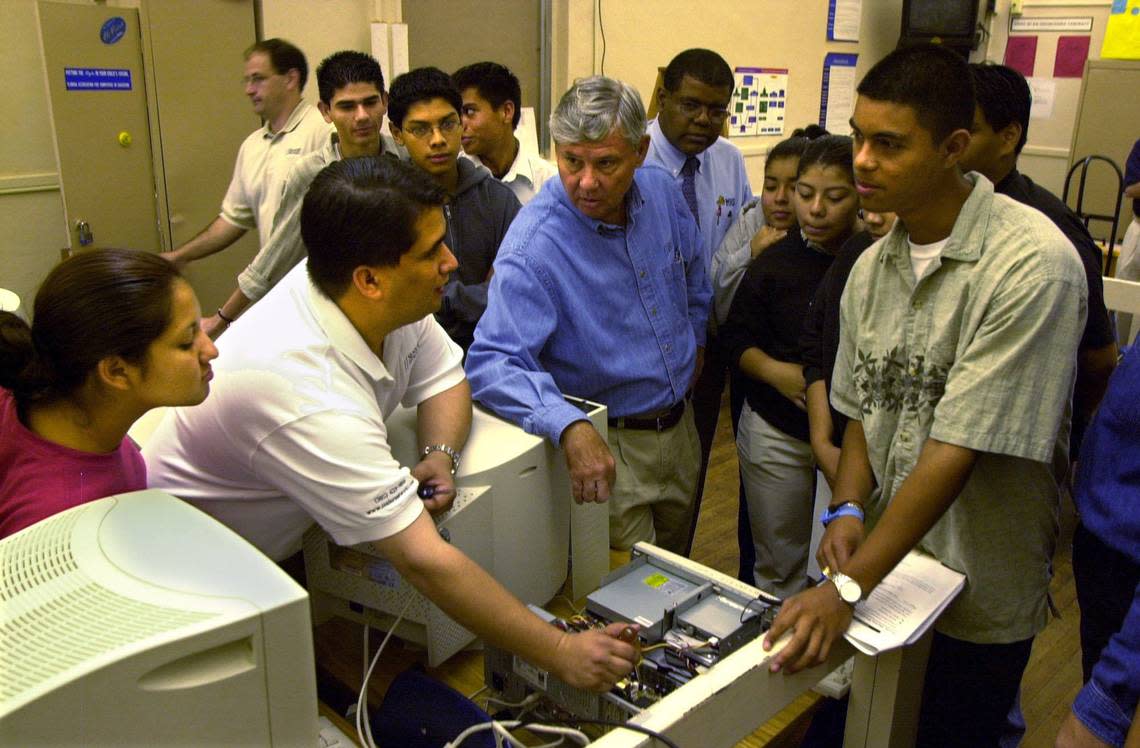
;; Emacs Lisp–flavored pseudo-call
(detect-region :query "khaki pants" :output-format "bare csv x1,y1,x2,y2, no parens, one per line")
737,402,816,598
605,405,700,554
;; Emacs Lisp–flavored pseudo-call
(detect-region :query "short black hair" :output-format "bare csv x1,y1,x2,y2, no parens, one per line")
662,48,734,93
857,45,974,144
969,62,1031,155
453,62,522,129
245,38,308,91
387,67,463,128
301,156,447,299
316,51,385,105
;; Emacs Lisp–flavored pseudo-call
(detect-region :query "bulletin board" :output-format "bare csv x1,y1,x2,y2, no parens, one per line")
1068,58,1140,243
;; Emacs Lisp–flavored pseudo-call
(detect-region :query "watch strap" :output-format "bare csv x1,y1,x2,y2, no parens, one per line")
422,444,460,475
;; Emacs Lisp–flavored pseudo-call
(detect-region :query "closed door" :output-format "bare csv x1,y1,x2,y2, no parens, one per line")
38,2,160,253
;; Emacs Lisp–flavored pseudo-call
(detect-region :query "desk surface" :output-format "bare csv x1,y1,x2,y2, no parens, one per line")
312,549,824,747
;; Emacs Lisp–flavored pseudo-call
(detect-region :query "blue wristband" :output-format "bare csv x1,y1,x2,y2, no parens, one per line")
820,501,865,527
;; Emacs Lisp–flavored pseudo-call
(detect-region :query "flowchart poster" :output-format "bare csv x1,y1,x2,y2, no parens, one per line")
731,67,788,137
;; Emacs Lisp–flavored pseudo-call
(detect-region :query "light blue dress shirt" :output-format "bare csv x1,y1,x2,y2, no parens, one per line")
465,166,711,444
645,118,753,270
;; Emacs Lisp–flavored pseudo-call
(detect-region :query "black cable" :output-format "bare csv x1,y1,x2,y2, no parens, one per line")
597,0,606,75
525,715,681,748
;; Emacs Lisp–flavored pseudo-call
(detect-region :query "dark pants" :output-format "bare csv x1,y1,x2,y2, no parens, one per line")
686,333,729,556
1073,520,1140,682
915,631,1034,748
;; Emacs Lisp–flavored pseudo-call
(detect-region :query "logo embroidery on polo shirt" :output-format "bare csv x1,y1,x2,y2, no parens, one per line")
287,147,303,155
403,342,422,371
852,346,948,416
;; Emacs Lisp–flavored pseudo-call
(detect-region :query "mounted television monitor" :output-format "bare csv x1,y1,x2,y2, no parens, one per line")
0,490,318,746
900,0,980,51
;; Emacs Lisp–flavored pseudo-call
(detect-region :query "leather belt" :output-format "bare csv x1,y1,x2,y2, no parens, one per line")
608,399,686,432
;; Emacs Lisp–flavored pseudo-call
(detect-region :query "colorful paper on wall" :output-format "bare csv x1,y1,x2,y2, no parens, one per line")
1004,35,1038,77
1054,36,1091,77
730,67,788,137
1101,0,1140,59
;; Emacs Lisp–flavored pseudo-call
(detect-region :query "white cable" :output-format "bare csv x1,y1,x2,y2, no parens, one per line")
362,623,370,683
355,594,414,748
445,720,526,748
445,719,590,748
484,691,541,711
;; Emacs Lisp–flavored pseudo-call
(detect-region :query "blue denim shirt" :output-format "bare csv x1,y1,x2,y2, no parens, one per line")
466,165,710,444
1072,347,1140,746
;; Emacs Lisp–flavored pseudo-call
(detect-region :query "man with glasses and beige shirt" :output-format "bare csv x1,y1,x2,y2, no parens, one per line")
387,67,521,351
165,39,329,337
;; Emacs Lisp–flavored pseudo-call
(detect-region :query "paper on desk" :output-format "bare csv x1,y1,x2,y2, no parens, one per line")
843,551,965,656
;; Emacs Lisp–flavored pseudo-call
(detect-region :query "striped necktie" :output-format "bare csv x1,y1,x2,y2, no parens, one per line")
681,156,700,227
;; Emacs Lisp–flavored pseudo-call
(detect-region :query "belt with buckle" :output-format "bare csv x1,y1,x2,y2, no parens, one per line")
607,399,686,432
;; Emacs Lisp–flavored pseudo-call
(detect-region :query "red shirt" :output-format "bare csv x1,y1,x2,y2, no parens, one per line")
0,388,146,538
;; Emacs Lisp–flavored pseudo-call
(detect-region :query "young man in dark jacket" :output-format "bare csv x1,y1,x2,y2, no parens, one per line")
388,67,521,351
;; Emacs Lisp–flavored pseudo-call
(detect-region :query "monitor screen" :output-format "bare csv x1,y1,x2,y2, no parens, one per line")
904,0,978,38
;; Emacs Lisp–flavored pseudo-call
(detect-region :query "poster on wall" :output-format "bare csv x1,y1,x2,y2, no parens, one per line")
1101,0,1140,59
819,53,858,135
730,67,788,137
827,0,862,41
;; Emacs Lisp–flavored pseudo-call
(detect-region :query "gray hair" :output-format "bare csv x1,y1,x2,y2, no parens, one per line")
549,75,646,149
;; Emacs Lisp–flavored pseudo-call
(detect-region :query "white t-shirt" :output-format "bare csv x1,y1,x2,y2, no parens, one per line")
220,101,331,245
466,147,558,205
143,263,466,561
909,236,949,282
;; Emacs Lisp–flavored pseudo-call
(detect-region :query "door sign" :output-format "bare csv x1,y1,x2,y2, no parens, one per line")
64,67,132,91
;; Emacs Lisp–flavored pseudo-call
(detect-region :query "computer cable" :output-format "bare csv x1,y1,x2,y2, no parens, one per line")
355,594,414,748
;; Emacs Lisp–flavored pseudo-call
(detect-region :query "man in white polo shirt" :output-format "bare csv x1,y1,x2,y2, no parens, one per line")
166,38,329,336
145,156,636,692
452,61,557,205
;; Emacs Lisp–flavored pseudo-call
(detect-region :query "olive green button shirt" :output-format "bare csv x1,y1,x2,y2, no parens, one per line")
832,174,1088,643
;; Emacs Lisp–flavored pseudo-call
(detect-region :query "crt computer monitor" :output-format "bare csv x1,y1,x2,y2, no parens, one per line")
303,398,610,666
0,490,317,746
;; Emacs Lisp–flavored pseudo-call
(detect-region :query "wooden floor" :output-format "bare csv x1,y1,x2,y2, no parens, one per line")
689,394,1085,747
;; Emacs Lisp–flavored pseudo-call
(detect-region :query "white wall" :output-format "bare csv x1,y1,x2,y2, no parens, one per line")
549,0,904,189
261,0,377,103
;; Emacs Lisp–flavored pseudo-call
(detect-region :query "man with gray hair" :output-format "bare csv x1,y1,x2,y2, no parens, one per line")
466,76,711,554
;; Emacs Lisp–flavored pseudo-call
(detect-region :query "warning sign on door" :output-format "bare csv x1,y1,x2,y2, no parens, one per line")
64,67,132,91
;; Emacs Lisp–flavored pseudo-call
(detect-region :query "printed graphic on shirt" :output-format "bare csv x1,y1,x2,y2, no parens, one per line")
365,475,415,516
852,346,949,416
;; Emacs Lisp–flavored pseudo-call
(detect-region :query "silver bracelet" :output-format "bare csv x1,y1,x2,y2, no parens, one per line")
422,444,460,475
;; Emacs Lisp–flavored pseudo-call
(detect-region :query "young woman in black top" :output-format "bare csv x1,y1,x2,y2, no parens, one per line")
721,135,861,596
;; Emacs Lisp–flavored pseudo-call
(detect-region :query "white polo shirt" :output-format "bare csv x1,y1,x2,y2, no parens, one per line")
467,148,558,205
143,262,466,561
220,101,331,244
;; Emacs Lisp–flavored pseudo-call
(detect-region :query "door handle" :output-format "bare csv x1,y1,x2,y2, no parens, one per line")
76,220,93,246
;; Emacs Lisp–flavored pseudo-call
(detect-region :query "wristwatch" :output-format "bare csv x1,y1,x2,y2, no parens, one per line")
422,444,460,475
820,500,864,528
830,572,863,605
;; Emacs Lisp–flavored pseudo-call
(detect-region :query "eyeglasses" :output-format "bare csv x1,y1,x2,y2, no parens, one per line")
673,98,730,124
241,73,278,87
403,117,461,140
